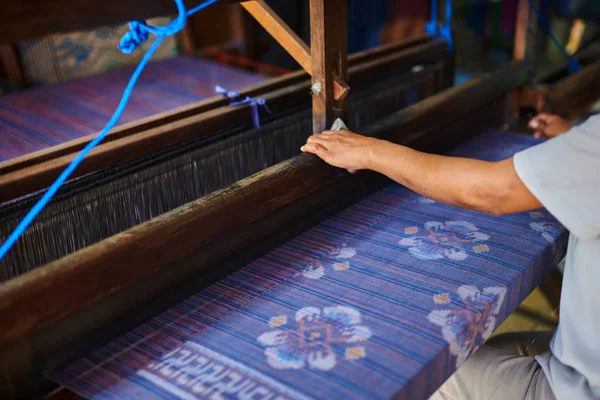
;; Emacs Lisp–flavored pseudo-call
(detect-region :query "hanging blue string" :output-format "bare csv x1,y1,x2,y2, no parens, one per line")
425,0,439,36
439,0,453,52
215,85,271,129
527,0,581,73
0,0,220,261
425,0,453,52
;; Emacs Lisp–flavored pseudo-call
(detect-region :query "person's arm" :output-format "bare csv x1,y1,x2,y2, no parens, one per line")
301,130,542,215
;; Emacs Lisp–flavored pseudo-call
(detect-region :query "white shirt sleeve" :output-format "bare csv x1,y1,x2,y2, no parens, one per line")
513,115,600,240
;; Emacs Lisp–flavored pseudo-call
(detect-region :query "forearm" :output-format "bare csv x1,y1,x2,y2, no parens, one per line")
366,140,526,214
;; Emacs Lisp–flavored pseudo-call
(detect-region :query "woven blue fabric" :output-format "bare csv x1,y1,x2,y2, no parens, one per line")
50,131,568,399
0,56,266,162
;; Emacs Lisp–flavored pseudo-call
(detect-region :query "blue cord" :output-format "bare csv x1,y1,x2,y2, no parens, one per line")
425,0,453,52
0,0,219,261
527,0,581,73
425,0,439,36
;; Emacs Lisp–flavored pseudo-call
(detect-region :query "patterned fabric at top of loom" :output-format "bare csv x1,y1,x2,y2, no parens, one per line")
50,131,568,400
18,17,178,85
0,55,266,162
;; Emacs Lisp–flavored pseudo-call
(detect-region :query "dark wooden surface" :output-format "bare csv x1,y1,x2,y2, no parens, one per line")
516,39,600,117
0,60,532,398
545,59,600,118
0,37,447,204
0,0,215,44
518,58,600,118
0,45,24,87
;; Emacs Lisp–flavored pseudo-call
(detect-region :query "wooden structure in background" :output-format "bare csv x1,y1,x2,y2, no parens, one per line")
519,44,600,118
512,0,600,119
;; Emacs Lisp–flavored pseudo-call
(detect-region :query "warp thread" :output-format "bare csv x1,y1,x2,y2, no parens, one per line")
216,85,271,129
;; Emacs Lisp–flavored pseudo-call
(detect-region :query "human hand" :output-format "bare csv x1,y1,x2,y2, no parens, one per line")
301,130,383,173
528,113,572,139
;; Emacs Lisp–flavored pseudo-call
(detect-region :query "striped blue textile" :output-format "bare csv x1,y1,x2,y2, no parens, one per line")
0,56,266,162
50,131,568,400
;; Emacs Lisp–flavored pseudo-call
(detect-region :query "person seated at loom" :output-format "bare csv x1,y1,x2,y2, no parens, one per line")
301,113,599,400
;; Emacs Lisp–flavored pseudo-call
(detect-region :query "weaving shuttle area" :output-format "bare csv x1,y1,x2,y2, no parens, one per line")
0,56,266,162
50,131,568,400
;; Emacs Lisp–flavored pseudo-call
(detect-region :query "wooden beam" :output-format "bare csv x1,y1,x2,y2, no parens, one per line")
240,0,349,101
242,1,310,73
309,0,348,133
513,0,541,61
0,45,25,87
545,58,600,118
0,38,447,204
0,0,213,44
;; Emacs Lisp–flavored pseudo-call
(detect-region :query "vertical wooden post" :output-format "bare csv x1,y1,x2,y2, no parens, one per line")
513,0,541,61
0,45,25,88
309,0,348,134
512,0,541,121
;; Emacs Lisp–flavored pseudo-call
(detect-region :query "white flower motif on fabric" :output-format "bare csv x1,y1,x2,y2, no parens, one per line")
417,196,436,204
257,306,372,371
302,262,325,280
427,285,507,367
529,212,561,243
301,245,357,280
398,221,490,261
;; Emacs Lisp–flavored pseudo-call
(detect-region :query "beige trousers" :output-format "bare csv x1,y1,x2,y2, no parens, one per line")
429,331,556,400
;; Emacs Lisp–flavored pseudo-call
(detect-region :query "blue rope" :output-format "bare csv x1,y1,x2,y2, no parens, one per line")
0,0,219,261
440,0,453,52
527,0,581,73
215,86,271,129
425,0,439,36
425,0,453,52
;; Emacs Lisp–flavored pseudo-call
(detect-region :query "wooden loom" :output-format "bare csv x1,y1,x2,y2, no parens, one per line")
0,0,549,398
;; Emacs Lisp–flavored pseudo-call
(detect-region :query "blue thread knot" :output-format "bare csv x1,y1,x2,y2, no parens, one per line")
119,21,150,54
216,86,271,129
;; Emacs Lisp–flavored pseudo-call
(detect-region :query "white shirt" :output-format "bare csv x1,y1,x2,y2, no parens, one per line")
514,115,600,399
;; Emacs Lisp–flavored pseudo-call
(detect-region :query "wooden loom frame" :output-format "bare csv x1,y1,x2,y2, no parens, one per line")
0,59,533,399
0,1,539,399
0,1,456,397
0,35,451,204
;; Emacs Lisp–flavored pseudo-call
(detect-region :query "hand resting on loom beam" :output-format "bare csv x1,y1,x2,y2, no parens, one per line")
303,113,600,400
302,115,575,217
301,130,543,216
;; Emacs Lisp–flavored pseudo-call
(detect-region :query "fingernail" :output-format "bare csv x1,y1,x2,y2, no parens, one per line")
300,146,304,152
529,121,537,128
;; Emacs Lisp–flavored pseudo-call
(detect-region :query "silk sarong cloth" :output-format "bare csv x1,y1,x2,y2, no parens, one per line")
50,131,568,400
